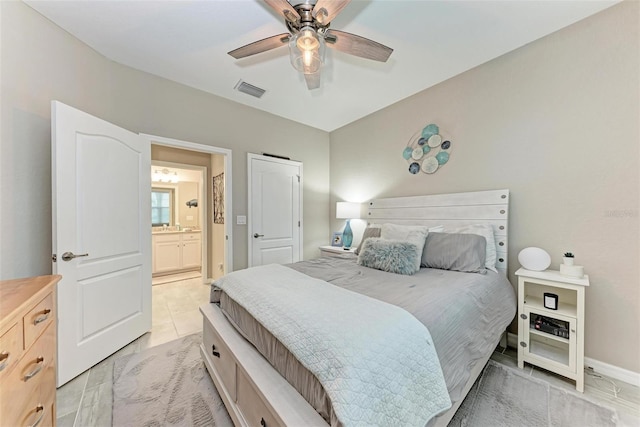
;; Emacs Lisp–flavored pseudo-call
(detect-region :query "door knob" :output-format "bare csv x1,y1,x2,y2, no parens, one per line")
61,252,89,262
253,233,264,238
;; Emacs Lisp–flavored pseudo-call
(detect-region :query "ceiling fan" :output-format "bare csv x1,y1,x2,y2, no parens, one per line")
228,0,393,90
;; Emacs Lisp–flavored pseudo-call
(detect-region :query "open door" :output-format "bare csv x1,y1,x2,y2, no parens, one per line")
248,154,302,267
52,101,151,386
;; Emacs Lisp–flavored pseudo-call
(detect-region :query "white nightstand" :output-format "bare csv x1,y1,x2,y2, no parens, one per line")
515,268,589,392
319,245,357,259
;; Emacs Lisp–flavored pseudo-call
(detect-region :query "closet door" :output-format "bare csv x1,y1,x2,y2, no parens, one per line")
248,154,302,267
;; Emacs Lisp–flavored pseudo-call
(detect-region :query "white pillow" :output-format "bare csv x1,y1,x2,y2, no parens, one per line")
380,223,430,270
442,224,497,272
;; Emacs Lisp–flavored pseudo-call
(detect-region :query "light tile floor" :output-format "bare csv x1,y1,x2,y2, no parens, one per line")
58,278,639,426
56,276,209,427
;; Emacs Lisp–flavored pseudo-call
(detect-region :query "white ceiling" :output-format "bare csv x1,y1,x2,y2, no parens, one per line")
26,0,618,132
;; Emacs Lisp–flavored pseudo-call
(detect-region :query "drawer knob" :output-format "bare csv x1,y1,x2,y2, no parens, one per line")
0,351,9,372
211,344,220,358
24,357,45,381
260,417,267,427
520,341,527,348
520,314,527,320
34,309,51,325
27,404,45,427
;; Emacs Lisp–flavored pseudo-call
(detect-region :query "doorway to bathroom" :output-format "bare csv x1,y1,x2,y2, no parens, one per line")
145,134,232,286
150,162,206,285
145,135,232,345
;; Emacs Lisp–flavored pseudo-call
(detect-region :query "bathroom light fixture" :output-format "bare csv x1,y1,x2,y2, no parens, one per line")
152,168,179,184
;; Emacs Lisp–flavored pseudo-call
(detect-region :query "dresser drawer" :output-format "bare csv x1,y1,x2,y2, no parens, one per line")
0,322,23,381
237,370,282,427
10,367,55,427
203,318,237,401
0,322,55,426
23,292,55,350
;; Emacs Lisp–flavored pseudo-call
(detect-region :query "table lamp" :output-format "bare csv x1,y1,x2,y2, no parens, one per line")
336,202,361,249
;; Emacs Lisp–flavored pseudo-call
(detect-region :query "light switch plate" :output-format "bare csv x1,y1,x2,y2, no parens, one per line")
237,215,247,225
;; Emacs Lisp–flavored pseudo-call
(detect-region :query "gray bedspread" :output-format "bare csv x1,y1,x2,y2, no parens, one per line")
288,257,516,402
210,257,516,424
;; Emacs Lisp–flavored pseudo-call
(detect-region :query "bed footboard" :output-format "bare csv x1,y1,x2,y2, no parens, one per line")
199,303,327,427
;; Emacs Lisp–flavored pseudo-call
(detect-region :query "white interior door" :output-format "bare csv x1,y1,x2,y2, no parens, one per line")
248,154,302,267
52,101,151,386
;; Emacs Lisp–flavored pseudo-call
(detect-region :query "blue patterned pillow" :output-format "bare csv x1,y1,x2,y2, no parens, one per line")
357,238,421,275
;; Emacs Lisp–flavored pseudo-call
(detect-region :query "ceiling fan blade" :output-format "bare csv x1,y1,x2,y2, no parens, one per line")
312,0,351,25
325,29,393,62
304,72,321,90
228,33,290,59
263,0,300,23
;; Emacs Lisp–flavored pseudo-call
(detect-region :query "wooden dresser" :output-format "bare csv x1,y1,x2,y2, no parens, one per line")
0,275,60,426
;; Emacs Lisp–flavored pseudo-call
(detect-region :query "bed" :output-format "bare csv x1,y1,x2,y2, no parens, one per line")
200,189,516,427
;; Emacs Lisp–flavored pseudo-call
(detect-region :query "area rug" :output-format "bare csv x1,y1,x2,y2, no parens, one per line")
112,334,232,427
449,360,619,427
113,336,619,427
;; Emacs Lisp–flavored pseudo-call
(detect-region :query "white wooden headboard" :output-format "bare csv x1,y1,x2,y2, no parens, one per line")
366,189,510,275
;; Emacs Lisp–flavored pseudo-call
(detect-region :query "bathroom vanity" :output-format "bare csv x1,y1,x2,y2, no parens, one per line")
152,230,201,275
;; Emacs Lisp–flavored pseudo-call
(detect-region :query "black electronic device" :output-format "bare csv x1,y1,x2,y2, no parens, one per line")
530,315,570,339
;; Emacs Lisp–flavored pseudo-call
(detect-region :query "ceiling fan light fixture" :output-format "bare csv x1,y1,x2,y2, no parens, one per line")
289,27,325,74
296,27,319,51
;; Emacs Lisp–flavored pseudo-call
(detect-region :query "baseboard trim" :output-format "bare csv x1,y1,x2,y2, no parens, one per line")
506,332,640,387
584,357,640,388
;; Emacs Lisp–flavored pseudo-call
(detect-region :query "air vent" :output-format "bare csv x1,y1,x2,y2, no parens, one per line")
234,80,266,98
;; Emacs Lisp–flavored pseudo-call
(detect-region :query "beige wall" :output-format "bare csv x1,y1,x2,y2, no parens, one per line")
0,1,330,279
330,2,639,373
176,181,199,228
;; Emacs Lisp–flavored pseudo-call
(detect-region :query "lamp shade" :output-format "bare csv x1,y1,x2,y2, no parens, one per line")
336,202,361,219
